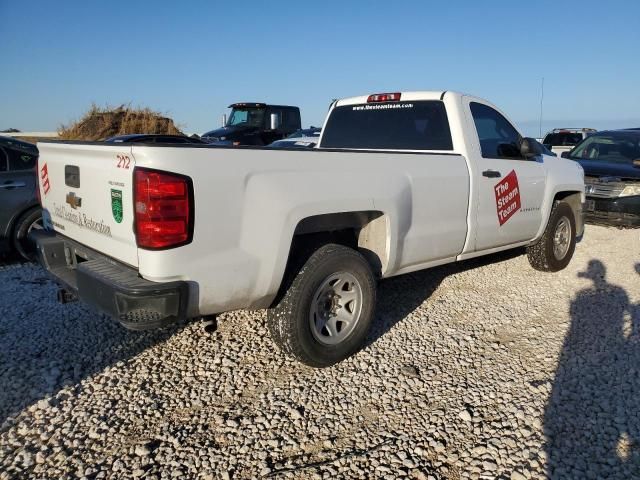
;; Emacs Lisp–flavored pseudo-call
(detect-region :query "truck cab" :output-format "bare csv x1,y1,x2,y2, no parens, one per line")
201,103,301,146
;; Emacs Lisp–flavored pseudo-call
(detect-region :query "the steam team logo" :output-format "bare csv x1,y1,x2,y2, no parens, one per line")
494,170,521,226
111,189,123,223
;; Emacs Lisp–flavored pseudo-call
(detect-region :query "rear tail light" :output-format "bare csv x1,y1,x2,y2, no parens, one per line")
134,168,193,249
367,92,401,103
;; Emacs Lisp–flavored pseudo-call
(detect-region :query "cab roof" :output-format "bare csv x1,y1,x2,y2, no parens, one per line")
228,103,298,109
0,135,39,154
549,128,597,133
335,91,455,107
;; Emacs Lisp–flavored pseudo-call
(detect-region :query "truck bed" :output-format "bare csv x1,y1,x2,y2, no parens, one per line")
36,140,471,315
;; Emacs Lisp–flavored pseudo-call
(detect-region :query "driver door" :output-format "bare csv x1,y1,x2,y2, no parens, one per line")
465,100,547,251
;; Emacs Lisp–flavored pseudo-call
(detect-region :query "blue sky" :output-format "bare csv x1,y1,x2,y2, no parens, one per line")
1,0,639,137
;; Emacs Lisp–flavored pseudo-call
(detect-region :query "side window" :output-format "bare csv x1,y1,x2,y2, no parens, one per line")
7,149,36,171
0,148,8,172
470,102,523,159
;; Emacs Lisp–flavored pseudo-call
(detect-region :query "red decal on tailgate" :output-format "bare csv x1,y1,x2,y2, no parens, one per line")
40,163,51,195
494,169,521,226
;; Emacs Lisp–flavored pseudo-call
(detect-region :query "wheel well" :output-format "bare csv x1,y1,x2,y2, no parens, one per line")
552,191,583,237
270,211,388,308
288,210,388,275
554,190,581,202
9,204,40,238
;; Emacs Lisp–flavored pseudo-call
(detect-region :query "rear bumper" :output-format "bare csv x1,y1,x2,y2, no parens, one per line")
32,230,189,330
585,195,640,227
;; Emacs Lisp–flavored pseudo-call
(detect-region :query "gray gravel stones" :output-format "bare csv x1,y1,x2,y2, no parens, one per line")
400,364,420,378
458,410,472,423
1,225,639,479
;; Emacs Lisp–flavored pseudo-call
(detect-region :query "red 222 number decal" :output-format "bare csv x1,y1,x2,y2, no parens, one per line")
116,154,131,169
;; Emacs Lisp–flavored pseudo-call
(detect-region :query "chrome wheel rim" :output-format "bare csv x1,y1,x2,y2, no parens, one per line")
309,272,363,346
553,216,571,260
27,218,43,235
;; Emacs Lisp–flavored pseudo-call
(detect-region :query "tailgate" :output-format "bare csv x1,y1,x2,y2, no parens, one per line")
37,142,138,267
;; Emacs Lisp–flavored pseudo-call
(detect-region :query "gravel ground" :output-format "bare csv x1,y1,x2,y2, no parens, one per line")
0,224,638,479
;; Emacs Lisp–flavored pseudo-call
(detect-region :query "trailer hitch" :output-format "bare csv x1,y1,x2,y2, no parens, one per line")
57,288,78,304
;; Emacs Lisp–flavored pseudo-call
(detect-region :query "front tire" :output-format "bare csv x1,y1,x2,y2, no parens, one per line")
267,244,376,368
527,201,576,272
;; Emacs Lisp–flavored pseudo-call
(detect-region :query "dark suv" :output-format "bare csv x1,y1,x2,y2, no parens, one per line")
562,129,640,226
0,136,41,259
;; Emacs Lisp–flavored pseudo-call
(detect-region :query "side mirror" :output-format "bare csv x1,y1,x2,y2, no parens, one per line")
520,137,543,159
270,113,280,130
561,151,571,159
221,114,227,127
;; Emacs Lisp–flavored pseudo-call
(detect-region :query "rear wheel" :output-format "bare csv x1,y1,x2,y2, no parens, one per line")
527,201,576,272
13,208,43,261
267,244,376,367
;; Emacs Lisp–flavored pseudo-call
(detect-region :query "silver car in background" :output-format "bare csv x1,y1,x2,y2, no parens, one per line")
267,127,321,148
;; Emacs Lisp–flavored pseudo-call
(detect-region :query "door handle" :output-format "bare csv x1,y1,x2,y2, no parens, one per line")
482,170,501,178
0,181,27,189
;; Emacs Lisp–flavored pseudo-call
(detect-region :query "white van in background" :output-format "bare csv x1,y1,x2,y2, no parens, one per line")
542,128,596,156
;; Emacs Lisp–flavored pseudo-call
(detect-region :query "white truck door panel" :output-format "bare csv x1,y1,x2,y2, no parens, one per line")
463,99,546,251
474,158,546,250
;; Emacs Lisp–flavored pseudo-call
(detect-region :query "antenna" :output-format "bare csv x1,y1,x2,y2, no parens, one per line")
539,77,545,138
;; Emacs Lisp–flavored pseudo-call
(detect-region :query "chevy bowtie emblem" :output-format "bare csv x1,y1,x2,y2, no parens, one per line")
66,192,82,209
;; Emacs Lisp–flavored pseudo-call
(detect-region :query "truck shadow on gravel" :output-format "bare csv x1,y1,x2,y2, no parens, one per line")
543,260,640,478
0,268,186,425
365,248,524,348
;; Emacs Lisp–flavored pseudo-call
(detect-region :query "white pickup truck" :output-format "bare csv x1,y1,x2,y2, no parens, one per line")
33,91,585,367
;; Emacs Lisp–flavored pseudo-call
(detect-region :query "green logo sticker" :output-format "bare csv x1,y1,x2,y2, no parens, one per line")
111,189,123,223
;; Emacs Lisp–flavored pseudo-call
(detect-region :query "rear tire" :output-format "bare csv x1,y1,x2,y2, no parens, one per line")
267,244,376,368
12,207,43,261
527,201,576,272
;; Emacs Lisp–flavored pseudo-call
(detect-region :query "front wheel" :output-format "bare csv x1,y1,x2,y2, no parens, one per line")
527,201,576,272
267,244,376,368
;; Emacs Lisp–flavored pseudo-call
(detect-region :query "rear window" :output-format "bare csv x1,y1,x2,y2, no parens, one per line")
320,100,453,150
7,148,37,171
278,108,300,130
543,132,583,146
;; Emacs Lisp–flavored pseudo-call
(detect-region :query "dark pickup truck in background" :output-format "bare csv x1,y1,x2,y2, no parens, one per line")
201,103,301,146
